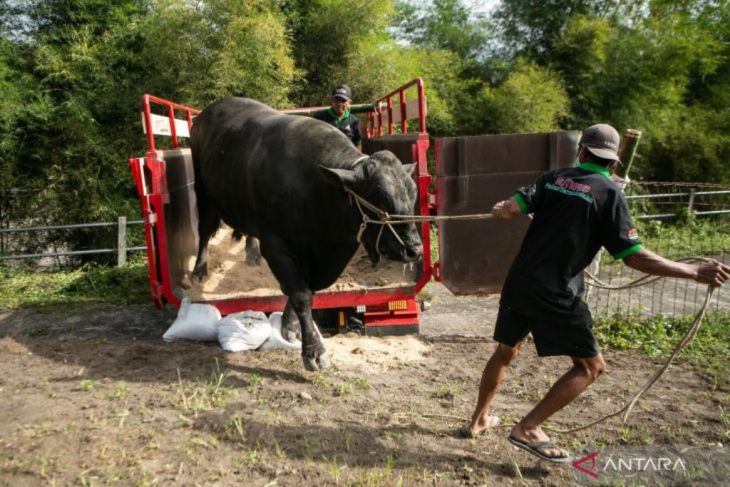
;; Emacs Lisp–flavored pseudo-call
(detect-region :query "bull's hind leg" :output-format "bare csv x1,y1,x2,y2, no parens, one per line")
244,236,262,266
231,232,262,266
191,196,221,283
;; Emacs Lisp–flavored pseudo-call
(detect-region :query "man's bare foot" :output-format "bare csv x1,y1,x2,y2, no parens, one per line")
508,423,570,462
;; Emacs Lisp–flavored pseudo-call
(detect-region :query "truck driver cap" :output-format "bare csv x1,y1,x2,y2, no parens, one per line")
580,123,621,162
331,84,352,102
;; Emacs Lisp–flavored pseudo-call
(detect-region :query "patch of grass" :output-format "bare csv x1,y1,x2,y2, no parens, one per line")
225,415,246,444
595,312,730,389
310,371,329,390
719,405,730,443
328,455,340,483
385,453,395,475
343,432,353,452
108,382,129,401
435,382,460,401
352,376,370,390
0,258,149,310
246,373,262,391
335,382,353,397
79,379,94,392
176,360,234,415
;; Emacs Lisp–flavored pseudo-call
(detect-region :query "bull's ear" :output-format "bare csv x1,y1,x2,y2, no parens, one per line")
402,163,417,176
319,165,359,187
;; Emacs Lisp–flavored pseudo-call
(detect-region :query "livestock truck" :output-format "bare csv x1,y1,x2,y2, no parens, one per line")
129,78,582,335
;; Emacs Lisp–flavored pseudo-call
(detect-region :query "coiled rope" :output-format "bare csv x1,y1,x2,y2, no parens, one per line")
545,280,716,434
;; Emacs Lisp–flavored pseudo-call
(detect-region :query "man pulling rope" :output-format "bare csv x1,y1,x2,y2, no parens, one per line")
457,124,730,463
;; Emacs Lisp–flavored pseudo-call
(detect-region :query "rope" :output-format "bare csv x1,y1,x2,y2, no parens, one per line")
583,257,710,290
544,284,716,434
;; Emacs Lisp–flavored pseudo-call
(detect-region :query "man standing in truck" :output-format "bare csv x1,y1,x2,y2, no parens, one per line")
314,84,362,149
460,123,730,463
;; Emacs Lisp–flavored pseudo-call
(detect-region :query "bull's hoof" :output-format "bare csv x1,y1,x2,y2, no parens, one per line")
245,255,262,267
317,353,330,369
303,356,319,371
302,350,330,371
190,268,208,284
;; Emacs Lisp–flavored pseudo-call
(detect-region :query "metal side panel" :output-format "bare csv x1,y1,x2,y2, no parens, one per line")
362,133,419,165
155,149,198,300
435,131,580,295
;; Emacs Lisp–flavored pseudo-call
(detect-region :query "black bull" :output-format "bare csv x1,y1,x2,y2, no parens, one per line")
190,97,424,371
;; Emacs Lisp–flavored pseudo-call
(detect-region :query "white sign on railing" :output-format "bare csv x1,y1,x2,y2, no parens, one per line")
141,113,191,138
381,97,427,125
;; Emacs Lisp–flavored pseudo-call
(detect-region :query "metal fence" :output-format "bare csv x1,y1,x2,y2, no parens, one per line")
587,182,730,319
0,217,145,267
626,182,730,220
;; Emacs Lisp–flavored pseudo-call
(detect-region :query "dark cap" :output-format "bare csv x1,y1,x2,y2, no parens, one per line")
331,84,352,101
580,123,621,162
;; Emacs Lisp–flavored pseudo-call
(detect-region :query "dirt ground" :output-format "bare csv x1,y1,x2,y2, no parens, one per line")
1,282,728,486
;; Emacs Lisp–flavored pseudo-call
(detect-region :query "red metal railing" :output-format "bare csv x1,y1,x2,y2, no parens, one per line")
366,78,427,138
141,94,200,151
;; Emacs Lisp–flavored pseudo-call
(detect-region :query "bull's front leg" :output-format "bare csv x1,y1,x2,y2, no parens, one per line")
280,299,301,342
288,289,329,371
260,236,328,371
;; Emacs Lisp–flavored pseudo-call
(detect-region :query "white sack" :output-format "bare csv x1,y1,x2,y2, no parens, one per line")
218,310,271,352
259,312,302,351
163,298,221,342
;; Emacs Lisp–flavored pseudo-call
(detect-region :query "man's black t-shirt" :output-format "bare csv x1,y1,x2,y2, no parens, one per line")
500,162,642,323
313,108,361,146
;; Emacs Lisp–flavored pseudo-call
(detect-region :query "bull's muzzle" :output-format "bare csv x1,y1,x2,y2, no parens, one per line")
401,242,424,263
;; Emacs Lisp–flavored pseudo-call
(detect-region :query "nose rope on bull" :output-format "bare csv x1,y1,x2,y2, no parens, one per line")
346,188,406,257
344,186,494,258
344,187,494,226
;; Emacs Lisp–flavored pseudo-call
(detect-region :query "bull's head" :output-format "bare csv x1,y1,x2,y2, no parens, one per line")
320,151,424,266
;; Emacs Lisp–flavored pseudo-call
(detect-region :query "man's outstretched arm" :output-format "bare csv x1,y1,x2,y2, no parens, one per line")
624,248,730,287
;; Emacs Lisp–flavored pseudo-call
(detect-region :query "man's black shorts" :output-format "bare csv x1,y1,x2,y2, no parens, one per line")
493,304,600,358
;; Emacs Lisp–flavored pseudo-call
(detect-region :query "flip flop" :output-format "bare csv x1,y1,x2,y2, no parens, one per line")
456,416,501,438
507,435,572,463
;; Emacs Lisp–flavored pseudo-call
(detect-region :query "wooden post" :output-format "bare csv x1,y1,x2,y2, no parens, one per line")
687,188,695,221
117,216,127,266
617,129,642,180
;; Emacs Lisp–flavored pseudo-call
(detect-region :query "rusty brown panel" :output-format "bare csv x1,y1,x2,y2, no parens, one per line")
159,149,198,297
363,134,418,163
436,131,580,295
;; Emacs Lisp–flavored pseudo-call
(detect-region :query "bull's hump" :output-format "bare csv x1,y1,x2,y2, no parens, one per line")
287,118,361,163
209,97,278,120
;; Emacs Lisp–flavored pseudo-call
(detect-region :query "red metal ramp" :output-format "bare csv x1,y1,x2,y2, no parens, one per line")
434,131,580,295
